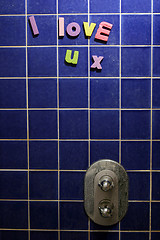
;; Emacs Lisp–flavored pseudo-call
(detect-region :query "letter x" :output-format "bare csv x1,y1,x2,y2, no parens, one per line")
91,55,104,70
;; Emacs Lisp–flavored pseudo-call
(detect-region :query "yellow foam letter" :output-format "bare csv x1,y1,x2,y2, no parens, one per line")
83,22,96,37
65,50,79,65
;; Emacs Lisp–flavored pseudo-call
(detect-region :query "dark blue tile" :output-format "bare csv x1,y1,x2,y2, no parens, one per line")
59,78,88,108
60,202,88,230
28,16,57,46
90,79,119,108
121,202,149,230
29,110,57,139
60,172,84,200
0,172,28,199
58,0,87,13
121,15,151,45
0,110,27,139
60,141,88,170
28,0,56,14
90,47,119,77
0,201,28,228
90,0,119,13
0,141,27,169
153,47,160,77
121,111,150,139
0,0,25,14
152,142,160,170
29,141,58,169
153,0,160,13
29,171,58,200
121,79,151,108
0,17,25,46
153,79,160,108
90,110,119,139
28,79,57,108
59,110,88,139
152,172,160,200
28,47,57,77
121,141,150,170
152,110,160,139
122,0,151,13
152,233,160,239
152,203,160,230
0,48,26,77
128,172,150,200
90,141,119,164
59,47,88,77
30,202,58,229
61,232,88,240
90,232,119,240
90,220,119,230
121,47,151,77
30,231,58,240
0,79,26,108
121,232,149,240
58,15,88,45
90,15,120,45
0,231,28,240
153,15,160,45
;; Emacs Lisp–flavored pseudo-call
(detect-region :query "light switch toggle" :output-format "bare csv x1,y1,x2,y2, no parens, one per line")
98,175,114,191
98,200,114,218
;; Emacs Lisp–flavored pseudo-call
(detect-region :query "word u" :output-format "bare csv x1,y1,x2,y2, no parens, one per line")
65,49,103,70
59,17,113,43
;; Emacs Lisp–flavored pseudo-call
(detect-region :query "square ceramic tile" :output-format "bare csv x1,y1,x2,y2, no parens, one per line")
28,0,56,14
0,48,26,77
90,79,119,108
28,16,57,45
59,110,88,139
121,15,151,45
90,110,119,139
121,47,151,77
0,79,26,108
0,17,25,46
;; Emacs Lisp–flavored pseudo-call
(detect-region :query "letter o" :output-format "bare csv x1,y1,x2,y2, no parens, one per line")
66,22,81,37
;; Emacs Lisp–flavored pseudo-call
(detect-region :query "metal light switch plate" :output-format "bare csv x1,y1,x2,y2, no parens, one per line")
84,159,129,226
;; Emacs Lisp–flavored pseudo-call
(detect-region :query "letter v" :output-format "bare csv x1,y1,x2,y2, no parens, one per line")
83,22,96,37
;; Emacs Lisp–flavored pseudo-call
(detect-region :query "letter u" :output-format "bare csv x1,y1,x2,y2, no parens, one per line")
65,50,79,65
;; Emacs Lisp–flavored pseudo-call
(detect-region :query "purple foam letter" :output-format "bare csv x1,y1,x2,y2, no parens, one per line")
91,55,104,70
66,22,81,37
29,16,39,36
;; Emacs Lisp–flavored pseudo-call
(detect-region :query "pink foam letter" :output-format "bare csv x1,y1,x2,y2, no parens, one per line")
29,16,39,36
66,22,81,37
91,55,104,70
59,17,64,37
95,21,113,42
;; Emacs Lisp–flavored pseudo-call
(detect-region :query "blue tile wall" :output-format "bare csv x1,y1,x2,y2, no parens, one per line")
0,0,159,239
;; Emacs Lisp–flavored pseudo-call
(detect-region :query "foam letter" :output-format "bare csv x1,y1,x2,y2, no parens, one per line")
91,55,104,70
66,22,81,37
95,21,113,42
29,16,39,36
83,22,96,37
65,50,79,65
59,17,64,37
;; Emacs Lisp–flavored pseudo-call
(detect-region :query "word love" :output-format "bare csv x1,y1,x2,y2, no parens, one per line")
59,17,113,42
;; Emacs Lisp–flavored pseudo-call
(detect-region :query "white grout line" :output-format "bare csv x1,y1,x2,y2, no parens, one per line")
25,1,31,240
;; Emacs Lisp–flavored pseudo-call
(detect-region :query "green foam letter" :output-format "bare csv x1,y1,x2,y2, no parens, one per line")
65,49,79,65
